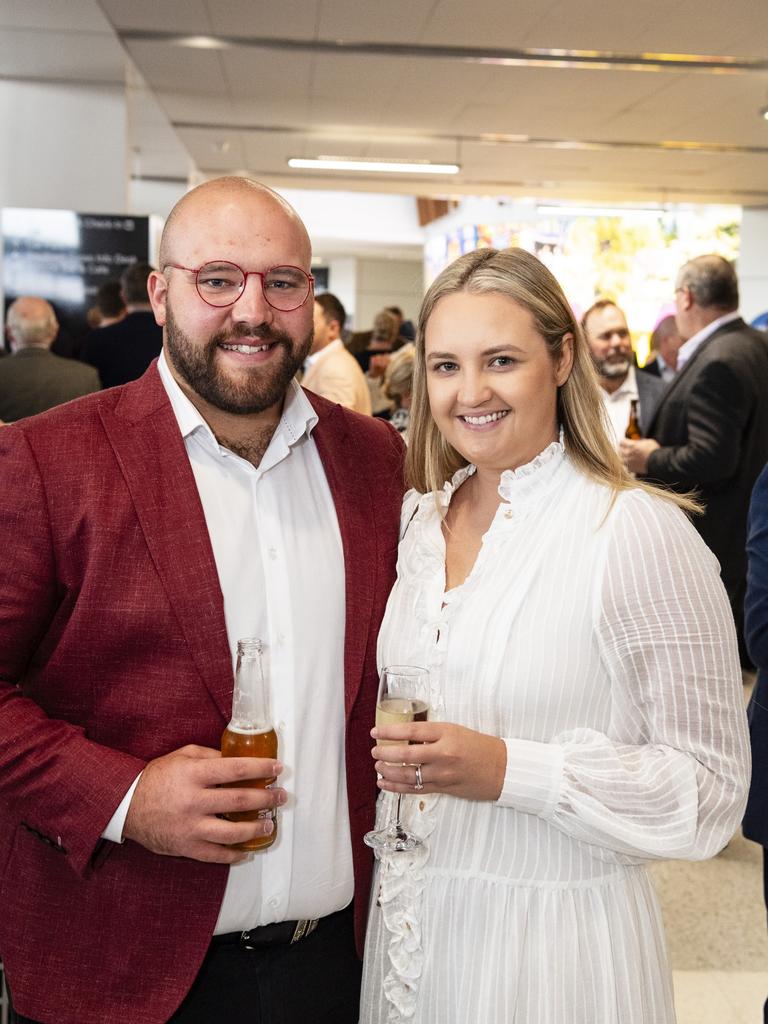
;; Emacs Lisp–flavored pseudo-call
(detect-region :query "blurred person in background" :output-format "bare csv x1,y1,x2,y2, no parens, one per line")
383,343,414,436
582,299,665,443
95,278,128,328
0,296,99,421
304,293,371,414
364,310,401,417
644,314,682,384
385,304,416,342
81,261,162,388
743,460,768,1024
621,254,768,670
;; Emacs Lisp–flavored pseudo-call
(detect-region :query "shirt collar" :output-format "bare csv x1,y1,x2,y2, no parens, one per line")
157,349,318,452
304,337,343,370
677,311,741,371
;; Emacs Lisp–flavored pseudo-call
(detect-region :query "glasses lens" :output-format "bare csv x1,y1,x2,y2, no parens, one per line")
196,262,244,306
262,266,311,311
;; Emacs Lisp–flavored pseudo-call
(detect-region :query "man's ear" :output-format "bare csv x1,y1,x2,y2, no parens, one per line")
147,270,168,327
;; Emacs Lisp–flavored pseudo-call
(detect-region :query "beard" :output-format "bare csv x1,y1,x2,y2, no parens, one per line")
595,356,630,379
165,303,312,415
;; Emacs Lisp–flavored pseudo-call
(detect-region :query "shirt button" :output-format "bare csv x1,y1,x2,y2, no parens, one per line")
268,896,279,909
268,547,278,560
504,509,513,519
278,720,287,732
278,632,286,645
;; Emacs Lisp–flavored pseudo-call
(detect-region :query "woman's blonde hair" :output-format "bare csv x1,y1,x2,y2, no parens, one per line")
406,247,699,514
384,344,415,408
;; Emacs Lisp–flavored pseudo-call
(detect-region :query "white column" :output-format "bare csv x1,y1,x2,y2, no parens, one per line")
739,208,768,325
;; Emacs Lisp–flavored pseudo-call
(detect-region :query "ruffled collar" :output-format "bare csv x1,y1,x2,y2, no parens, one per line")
437,431,566,513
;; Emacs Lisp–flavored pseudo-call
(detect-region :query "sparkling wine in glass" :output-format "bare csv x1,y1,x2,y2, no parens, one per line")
364,665,430,853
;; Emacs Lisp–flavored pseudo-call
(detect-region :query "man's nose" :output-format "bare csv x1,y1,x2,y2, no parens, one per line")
231,273,272,322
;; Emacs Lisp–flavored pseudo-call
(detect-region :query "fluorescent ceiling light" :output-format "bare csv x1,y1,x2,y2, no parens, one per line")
288,157,459,175
537,205,665,218
177,35,230,50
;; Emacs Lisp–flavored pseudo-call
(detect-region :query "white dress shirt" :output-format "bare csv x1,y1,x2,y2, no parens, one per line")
676,310,741,371
599,363,639,445
108,352,353,933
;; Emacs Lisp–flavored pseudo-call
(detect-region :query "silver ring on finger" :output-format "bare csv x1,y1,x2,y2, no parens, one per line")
414,764,424,791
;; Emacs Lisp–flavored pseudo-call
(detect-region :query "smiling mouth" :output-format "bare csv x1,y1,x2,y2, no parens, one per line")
459,410,509,426
219,341,275,354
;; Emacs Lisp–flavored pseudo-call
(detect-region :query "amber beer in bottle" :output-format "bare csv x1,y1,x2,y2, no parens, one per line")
625,398,642,440
221,638,278,851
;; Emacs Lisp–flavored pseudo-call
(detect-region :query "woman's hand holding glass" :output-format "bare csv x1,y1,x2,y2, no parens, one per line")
371,720,508,802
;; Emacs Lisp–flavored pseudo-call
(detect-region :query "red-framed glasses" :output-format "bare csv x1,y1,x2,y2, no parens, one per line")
164,261,314,311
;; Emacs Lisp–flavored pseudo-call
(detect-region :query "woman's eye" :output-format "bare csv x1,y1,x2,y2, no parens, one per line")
433,361,458,373
491,356,516,368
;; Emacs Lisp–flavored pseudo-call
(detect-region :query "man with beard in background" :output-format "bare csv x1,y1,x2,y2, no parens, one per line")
0,177,404,1024
582,299,666,444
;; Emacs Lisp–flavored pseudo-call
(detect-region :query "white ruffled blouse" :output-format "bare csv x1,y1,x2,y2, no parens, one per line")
360,439,750,1024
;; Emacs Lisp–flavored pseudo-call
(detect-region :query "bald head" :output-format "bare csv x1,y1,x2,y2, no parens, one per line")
6,297,58,351
158,176,311,272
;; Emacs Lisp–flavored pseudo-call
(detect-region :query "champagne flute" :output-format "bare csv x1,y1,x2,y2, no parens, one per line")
364,665,430,853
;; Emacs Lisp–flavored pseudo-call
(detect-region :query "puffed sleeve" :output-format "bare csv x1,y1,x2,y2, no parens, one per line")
497,490,750,863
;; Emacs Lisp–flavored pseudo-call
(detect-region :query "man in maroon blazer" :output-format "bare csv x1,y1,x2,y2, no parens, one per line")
0,178,404,1023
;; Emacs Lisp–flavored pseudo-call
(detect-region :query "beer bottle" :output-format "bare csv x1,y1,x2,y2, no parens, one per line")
625,398,642,440
221,638,278,851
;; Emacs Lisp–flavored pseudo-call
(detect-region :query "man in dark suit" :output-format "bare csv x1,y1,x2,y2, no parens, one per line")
744,461,768,1024
0,296,99,421
621,254,768,666
0,177,404,1024
80,261,163,388
581,299,666,441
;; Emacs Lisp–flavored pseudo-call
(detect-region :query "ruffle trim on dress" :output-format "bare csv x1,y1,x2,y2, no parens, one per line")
497,431,565,505
377,794,440,1022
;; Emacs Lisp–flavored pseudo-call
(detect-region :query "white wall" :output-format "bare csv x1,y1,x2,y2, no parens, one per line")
277,189,425,252
738,208,768,324
354,257,424,331
0,80,127,212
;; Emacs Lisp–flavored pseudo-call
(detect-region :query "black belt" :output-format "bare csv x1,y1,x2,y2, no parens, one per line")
212,917,321,950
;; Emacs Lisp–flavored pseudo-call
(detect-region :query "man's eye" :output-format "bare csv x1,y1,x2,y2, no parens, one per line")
200,276,238,289
264,271,304,291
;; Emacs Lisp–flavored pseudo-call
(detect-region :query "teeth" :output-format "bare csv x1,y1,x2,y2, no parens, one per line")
220,342,271,354
463,411,508,425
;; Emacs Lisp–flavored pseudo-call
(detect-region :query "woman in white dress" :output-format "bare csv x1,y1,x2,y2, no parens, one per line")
360,247,750,1024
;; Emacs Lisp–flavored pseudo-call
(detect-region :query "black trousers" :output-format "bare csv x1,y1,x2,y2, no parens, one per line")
10,904,362,1024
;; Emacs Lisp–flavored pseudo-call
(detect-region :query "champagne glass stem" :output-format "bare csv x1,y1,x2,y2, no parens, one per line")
391,794,406,840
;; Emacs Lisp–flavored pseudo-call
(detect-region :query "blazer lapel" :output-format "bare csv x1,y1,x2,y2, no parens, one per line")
310,399,376,716
100,370,233,722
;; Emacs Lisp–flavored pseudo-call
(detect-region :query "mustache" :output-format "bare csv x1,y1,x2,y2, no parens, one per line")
211,323,293,347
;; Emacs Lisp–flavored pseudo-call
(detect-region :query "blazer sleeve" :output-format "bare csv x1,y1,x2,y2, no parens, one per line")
0,426,145,876
646,354,749,487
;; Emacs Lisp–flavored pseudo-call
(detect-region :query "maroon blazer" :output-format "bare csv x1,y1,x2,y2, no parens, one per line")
0,364,404,1024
